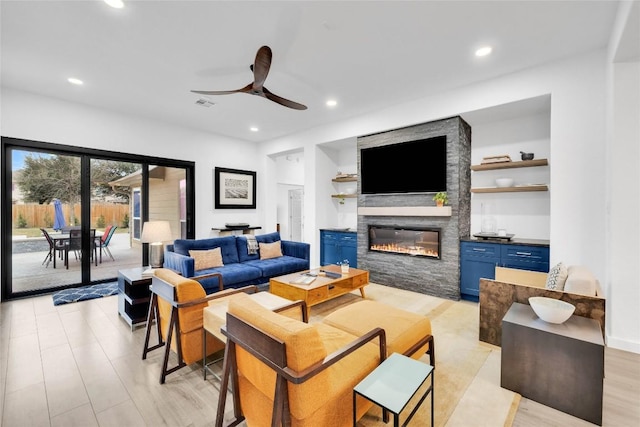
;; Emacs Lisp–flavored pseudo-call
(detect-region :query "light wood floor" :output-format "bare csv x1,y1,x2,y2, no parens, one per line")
1,285,638,426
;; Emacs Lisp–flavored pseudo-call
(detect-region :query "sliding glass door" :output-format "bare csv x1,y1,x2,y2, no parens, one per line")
1,137,195,300
8,148,83,292
89,159,143,281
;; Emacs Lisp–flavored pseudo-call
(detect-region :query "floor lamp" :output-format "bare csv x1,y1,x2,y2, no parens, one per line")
141,221,172,268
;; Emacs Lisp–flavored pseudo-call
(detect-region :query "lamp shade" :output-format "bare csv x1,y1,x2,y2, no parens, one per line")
141,221,172,243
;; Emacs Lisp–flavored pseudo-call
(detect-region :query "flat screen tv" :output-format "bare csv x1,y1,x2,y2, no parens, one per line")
360,135,447,194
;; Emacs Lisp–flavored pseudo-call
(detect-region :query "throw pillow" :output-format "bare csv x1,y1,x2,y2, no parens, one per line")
189,247,224,270
545,262,568,291
259,241,283,260
564,265,598,296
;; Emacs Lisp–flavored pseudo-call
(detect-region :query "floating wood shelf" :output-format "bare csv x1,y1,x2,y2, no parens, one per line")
332,176,358,182
471,159,548,171
331,194,357,198
471,185,548,193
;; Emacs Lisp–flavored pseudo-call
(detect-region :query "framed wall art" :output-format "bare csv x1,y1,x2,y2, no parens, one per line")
214,167,256,209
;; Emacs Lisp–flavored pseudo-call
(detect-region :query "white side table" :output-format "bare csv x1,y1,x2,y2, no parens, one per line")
353,352,434,427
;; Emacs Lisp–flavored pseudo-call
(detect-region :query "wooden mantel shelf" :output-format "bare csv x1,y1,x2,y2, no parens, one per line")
358,206,452,217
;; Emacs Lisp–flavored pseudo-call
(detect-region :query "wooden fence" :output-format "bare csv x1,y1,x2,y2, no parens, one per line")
12,203,129,229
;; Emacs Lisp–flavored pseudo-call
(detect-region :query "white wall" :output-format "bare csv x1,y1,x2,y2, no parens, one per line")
607,61,640,352
1,88,263,239
603,0,640,353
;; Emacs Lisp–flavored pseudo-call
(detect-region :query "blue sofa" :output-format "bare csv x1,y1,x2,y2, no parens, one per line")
163,232,310,294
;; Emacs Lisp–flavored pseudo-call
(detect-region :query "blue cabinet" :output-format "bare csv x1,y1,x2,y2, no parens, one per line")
460,240,549,300
320,230,357,268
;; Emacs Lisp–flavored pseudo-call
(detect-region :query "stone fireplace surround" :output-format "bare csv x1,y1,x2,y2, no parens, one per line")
356,116,471,300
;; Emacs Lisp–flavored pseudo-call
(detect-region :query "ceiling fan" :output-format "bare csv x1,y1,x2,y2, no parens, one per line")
191,45,307,111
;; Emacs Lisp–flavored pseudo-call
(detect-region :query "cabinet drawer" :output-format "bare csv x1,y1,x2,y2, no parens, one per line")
321,231,339,242
338,234,357,247
461,241,500,259
306,287,328,305
501,245,549,264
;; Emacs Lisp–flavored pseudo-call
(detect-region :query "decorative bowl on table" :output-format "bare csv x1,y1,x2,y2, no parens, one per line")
528,297,576,324
495,178,514,188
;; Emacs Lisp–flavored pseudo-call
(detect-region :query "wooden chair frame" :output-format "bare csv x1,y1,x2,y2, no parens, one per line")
142,272,251,384
215,312,387,427
202,298,309,381
404,334,435,367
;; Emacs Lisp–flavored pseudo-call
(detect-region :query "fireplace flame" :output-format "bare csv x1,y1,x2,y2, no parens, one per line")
370,243,438,258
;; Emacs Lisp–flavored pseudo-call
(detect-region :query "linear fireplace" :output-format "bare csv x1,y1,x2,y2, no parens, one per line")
368,225,441,259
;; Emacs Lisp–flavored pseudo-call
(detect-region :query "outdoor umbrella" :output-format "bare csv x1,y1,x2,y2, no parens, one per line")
53,199,66,231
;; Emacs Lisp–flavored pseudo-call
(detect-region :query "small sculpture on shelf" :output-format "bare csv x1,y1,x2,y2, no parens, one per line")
432,192,448,207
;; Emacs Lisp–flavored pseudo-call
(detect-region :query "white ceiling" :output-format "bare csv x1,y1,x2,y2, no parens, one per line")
0,1,625,143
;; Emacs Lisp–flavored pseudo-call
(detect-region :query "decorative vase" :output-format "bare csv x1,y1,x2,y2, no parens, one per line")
481,203,497,233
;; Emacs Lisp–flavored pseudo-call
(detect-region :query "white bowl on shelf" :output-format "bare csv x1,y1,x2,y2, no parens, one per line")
529,297,575,324
495,178,514,188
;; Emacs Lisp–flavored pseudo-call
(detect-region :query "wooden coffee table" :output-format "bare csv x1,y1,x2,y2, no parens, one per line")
269,265,369,319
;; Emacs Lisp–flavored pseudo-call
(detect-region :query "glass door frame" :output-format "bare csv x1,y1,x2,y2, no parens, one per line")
1,136,196,300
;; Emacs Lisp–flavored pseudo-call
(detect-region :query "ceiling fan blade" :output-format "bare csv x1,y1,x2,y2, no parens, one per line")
191,89,241,95
263,86,307,110
252,46,272,89
191,83,253,96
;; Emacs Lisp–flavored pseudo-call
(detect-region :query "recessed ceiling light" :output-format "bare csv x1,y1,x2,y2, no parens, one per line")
250,127,259,132
326,99,338,107
104,0,124,9
475,46,493,57
67,77,84,85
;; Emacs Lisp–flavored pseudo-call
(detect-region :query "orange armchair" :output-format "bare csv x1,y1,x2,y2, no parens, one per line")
215,292,387,427
142,268,256,383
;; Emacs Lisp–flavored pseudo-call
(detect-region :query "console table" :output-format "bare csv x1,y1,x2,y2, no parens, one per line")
211,226,261,237
501,302,604,425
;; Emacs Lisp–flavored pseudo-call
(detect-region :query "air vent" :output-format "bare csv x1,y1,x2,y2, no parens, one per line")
195,98,215,107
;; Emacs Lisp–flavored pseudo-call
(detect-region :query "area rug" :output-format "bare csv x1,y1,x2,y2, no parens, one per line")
52,281,118,306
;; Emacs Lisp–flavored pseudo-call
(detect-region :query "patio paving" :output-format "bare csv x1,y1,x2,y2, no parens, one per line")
9,233,142,294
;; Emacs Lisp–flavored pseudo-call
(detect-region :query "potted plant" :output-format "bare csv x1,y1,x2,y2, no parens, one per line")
433,192,448,207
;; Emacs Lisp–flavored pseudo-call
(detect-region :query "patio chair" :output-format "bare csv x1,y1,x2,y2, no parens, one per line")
97,225,117,262
40,228,64,268
65,229,98,269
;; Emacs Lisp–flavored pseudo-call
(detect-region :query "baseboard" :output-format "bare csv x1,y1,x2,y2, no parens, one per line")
606,335,640,354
